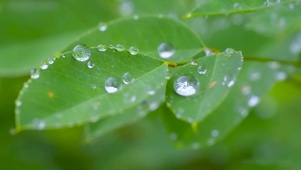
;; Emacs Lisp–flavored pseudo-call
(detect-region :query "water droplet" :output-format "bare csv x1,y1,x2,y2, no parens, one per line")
87,61,94,68
30,69,40,79
197,66,207,75
104,77,121,93
169,133,178,140
224,48,234,56
238,107,248,117
249,71,261,81
133,15,139,20
122,72,134,84
275,71,287,81
128,46,139,55
119,0,134,16
115,44,125,52
158,42,175,59
204,48,214,56
173,75,200,96
190,61,198,66
16,100,22,107
241,85,251,95
109,44,114,49
72,44,91,62
233,2,241,9
124,93,136,103
91,84,97,89
267,61,280,70
147,86,156,96
222,75,236,87
47,59,54,65
99,25,107,32
41,62,48,70
211,129,219,137
191,143,200,150
290,33,301,55
248,95,260,107
62,55,66,58
97,44,107,52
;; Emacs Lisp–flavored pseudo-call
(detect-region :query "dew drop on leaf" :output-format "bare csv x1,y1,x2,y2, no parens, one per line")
87,61,94,68
197,66,207,75
173,75,200,96
211,129,219,137
41,62,48,70
238,107,248,117
249,71,261,81
122,72,134,84
128,46,139,55
99,25,107,32
91,84,97,89
30,69,40,79
115,44,125,52
109,44,115,49
97,44,107,52
204,48,214,56
16,100,22,107
275,71,287,81
104,77,121,93
190,61,198,66
72,44,91,62
158,42,175,59
248,95,260,107
169,133,178,140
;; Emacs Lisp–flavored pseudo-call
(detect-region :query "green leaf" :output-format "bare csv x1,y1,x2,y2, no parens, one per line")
15,48,168,131
85,84,166,141
166,49,243,123
186,0,297,17
162,61,296,148
247,4,301,38
66,16,205,63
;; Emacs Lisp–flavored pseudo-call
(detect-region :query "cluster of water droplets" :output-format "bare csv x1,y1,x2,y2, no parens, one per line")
104,72,135,93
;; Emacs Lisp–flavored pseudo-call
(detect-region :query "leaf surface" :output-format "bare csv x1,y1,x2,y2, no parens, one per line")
162,61,296,148
186,0,297,17
166,49,243,123
16,49,168,131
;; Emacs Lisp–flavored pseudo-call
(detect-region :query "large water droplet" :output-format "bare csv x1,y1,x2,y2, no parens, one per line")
158,42,175,59
128,46,139,55
197,66,207,75
30,69,40,79
122,72,134,84
97,44,107,52
72,44,91,62
87,61,94,68
248,95,260,107
115,44,125,52
104,77,121,93
173,75,200,96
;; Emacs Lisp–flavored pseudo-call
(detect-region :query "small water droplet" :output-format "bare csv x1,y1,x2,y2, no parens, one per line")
91,84,97,89
115,44,125,52
158,42,175,59
119,0,134,16
190,61,198,66
104,77,122,93
275,71,287,81
109,44,114,49
16,100,22,107
233,2,241,9
41,62,48,70
211,129,219,137
149,102,159,111
133,15,139,20
128,46,139,55
173,75,200,96
169,133,178,140
238,107,248,117
97,44,107,52
224,48,234,56
204,48,214,56
47,59,54,65
72,44,91,62
248,95,260,107
241,85,251,95
191,143,200,150
122,72,134,84
197,66,207,75
30,69,40,79
62,55,66,58
87,61,94,68
99,25,107,32
267,61,280,70
222,75,236,87
147,87,156,96
249,71,261,81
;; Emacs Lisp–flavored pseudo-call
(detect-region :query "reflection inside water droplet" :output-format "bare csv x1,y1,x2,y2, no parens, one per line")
158,42,175,59
72,44,91,62
105,77,121,93
174,75,200,96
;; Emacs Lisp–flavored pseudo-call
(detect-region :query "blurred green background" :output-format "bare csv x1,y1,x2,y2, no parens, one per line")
1,0,301,169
